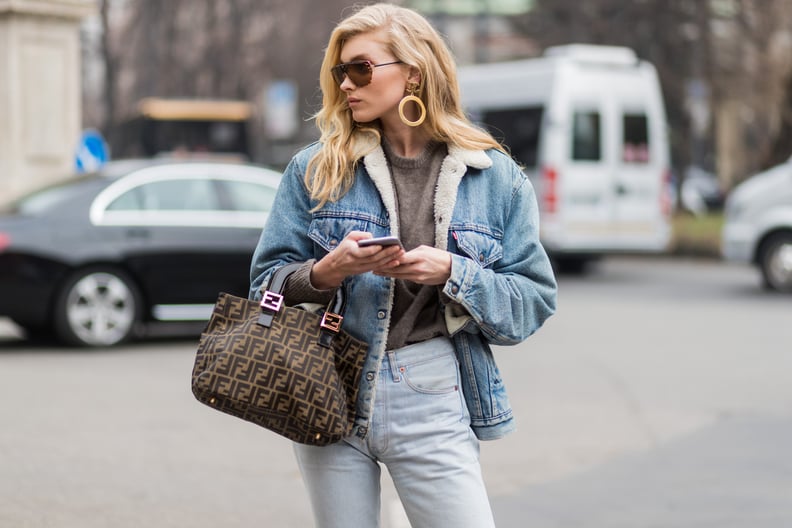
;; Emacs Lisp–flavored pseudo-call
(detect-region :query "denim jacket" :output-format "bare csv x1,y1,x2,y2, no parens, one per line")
250,141,557,441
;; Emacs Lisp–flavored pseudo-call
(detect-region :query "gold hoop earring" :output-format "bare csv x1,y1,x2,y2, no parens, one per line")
398,84,426,127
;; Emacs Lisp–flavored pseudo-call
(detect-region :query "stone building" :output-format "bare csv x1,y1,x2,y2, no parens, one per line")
0,0,95,202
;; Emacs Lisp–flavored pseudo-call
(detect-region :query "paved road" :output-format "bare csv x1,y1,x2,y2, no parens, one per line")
487,257,792,527
1,257,790,527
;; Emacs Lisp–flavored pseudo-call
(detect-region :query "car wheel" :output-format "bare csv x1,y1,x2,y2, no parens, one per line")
759,232,792,293
54,268,143,346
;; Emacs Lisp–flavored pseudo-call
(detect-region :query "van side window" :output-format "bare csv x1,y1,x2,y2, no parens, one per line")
478,107,544,168
572,111,601,161
623,114,650,163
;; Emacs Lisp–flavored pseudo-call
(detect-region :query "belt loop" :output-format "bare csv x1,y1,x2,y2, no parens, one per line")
387,349,401,382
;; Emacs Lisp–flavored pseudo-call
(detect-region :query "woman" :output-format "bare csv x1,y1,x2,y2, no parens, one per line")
249,4,557,527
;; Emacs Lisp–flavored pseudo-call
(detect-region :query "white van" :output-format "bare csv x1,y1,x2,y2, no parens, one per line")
458,44,673,270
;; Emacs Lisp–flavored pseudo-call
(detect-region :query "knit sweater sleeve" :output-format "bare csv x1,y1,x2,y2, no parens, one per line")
280,259,336,307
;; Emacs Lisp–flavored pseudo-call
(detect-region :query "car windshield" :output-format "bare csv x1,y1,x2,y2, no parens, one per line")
4,174,101,216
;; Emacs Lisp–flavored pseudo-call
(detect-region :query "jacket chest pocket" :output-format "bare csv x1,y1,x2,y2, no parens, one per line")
452,228,503,268
308,215,388,252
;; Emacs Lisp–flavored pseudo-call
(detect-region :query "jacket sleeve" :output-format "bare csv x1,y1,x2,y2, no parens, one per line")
441,164,557,345
248,151,331,304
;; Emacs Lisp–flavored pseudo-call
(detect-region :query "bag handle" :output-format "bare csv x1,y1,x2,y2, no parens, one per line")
257,262,348,347
266,261,304,295
263,261,347,313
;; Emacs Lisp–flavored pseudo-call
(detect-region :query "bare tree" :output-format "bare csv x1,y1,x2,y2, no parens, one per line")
766,70,792,168
98,0,117,144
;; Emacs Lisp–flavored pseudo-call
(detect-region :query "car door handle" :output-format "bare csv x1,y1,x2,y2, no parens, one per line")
125,228,150,239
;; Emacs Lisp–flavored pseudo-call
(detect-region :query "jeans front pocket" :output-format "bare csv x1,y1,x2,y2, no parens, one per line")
400,352,460,395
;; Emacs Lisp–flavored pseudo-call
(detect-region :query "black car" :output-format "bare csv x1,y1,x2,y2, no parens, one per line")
0,159,282,346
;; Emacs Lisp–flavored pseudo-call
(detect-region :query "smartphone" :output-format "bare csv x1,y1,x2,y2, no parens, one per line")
357,236,402,248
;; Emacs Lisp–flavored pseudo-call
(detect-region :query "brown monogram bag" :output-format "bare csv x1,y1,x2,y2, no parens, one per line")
191,262,368,445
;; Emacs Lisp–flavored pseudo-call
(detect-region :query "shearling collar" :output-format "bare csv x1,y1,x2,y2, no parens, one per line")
362,144,492,249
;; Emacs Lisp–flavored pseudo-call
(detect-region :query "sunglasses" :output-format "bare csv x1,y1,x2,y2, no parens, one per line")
331,60,402,87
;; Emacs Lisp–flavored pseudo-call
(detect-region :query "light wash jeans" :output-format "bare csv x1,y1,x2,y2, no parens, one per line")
293,337,496,528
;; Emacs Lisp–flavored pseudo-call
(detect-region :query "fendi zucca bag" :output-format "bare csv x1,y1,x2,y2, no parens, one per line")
191,262,368,445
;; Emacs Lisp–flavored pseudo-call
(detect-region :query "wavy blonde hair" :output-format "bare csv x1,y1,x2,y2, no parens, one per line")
306,3,504,208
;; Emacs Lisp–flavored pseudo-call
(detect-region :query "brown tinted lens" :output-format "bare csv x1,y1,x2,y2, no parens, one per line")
331,64,346,85
331,61,372,86
347,61,373,86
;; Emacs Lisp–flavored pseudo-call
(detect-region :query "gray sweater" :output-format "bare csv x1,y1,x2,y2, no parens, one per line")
381,139,449,350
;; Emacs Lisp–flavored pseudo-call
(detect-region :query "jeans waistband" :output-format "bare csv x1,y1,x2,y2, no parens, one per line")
381,336,454,371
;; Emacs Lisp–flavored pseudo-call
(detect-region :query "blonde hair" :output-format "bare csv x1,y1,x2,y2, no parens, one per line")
306,3,504,208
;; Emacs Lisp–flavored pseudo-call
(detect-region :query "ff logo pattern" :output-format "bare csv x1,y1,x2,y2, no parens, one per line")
191,292,368,445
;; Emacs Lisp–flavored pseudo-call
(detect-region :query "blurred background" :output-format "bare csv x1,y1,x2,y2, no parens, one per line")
79,0,792,187
1,1,791,526
7,0,792,253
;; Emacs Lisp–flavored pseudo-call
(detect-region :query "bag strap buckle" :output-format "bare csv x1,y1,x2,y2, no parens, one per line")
260,291,284,313
320,311,343,333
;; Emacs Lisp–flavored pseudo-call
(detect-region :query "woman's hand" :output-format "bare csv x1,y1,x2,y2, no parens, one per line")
374,245,451,286
310,231,404,289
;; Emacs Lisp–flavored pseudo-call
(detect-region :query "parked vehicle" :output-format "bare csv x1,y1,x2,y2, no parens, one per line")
0,159,282,346
722,157,792,292
680,165,725,216
458,44,673,271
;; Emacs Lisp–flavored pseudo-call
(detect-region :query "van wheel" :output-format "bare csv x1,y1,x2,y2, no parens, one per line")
53,267,143,346
759,232,792,293
552,256,597,275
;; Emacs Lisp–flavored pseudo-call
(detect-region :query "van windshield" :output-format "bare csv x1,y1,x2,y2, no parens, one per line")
477,107,544,169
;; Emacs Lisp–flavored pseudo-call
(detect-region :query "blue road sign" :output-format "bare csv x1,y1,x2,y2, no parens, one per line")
75,129,109,173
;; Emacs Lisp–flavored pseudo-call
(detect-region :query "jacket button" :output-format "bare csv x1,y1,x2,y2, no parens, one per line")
479,253,485,262
451,285,459,294
358,426,368,435
377,310,386,319
365,372,375,381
